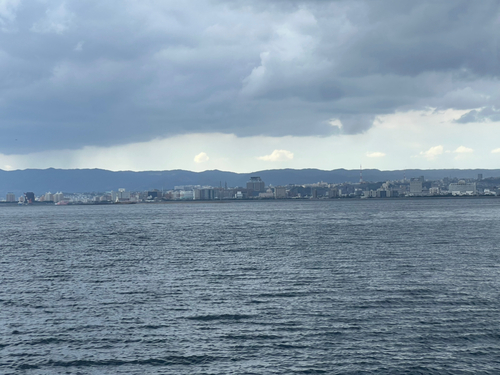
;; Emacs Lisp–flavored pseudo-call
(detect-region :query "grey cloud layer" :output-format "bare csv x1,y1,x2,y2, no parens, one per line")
455,106,500,124
1,0,499,153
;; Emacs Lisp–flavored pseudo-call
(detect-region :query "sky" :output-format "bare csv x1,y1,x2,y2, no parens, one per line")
1,0,500,172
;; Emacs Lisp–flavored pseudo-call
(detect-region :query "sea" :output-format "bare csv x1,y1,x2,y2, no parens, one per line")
1,199,500,374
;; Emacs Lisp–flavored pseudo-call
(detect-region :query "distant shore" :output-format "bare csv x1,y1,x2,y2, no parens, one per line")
2,194,499,206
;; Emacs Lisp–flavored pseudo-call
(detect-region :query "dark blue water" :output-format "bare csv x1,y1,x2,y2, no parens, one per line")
2,199,500,374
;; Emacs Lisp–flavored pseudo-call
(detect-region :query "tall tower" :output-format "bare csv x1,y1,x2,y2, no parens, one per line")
360,164,363,183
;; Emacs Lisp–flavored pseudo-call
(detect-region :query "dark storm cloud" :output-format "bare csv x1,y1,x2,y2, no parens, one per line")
455,106,500,124
0,0,499,153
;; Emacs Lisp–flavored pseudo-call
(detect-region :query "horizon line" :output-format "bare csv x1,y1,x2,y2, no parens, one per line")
0,167,498,174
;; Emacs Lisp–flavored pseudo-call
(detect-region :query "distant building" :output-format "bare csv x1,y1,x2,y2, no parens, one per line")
410,178,423,195
179,190,194,200
194,188,215,200
328,188,338,198
147,190,160,200
274,186,287,199
311,189,317,199
449,181,476,195
6,192,15,202
116,188,131,202
363,190,377,198
258,191,274,199
25,192,35,204
390,190,399,197
247,177,265,197
44,192,54,202
100,194,112,202
429,187,440,195
53,192,64,203
478,173,483,181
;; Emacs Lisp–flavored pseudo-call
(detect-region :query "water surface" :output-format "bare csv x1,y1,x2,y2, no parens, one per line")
1,199,500,374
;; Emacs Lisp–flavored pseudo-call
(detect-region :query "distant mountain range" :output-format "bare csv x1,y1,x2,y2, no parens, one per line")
0,168,496,196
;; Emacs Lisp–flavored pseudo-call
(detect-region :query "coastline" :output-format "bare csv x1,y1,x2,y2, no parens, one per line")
2,194,499,207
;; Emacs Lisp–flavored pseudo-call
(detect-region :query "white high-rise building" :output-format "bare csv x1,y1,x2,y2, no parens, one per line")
179,190,194,200
116,188,131,201
53,192,64,203
409,179,423,196
449,181,476,195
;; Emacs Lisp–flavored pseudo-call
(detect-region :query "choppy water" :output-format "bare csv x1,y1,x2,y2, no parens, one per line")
2,199,500,374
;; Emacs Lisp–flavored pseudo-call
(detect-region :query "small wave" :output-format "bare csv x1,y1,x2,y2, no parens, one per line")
275,343,309,349
224,333,282,340
185,313,254,321
17,355,218,370
17,363,40,370
141,324,166,329
257,292,309,298
248,299,266,304
27,337,68,345
292,369,328,374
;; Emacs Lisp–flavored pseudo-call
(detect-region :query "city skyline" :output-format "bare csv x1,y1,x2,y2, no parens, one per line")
2,167,500,200
4,173,495,205
0,2,500,171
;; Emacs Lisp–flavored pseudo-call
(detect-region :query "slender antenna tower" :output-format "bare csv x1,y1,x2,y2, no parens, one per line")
360,164,363,183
